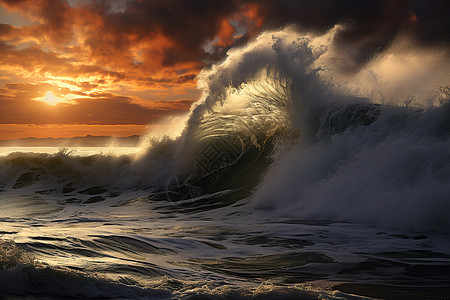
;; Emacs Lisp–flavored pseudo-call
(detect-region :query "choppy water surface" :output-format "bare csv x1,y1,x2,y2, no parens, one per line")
0,147,141,157
2,186,449,299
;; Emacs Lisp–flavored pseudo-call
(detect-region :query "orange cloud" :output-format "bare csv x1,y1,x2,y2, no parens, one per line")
215,19,235,48
235,3,264,38
0,0,268,95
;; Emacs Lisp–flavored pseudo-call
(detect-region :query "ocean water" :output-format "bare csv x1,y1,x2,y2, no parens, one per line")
0,147,142,157
1,29,450,299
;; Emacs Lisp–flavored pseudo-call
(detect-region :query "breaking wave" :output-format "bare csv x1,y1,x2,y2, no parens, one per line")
2,28,448,232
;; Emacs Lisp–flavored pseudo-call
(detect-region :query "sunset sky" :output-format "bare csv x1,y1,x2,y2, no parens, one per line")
0,0,448,140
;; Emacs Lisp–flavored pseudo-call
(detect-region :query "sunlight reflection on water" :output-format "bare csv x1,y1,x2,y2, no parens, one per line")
0,147,141,157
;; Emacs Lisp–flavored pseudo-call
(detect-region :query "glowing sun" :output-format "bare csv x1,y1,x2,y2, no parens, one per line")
42,91,61,105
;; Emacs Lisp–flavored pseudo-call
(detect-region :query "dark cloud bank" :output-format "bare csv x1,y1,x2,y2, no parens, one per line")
2,0,449,72
95,0,449,71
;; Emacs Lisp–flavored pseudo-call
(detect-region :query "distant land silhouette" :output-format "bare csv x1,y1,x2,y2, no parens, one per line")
0,135,141,147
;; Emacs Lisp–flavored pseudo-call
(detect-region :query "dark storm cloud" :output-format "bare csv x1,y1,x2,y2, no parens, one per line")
1,0,448,79
75,0,240,71
411,0,450,45
0,0,450,75
122,0,238,65
96,0,448,71
247,0,449,71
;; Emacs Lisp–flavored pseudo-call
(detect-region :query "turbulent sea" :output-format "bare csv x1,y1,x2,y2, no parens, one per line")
1,29,450,299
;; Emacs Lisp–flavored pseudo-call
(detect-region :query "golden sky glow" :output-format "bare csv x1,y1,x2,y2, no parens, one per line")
39,91,59,105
